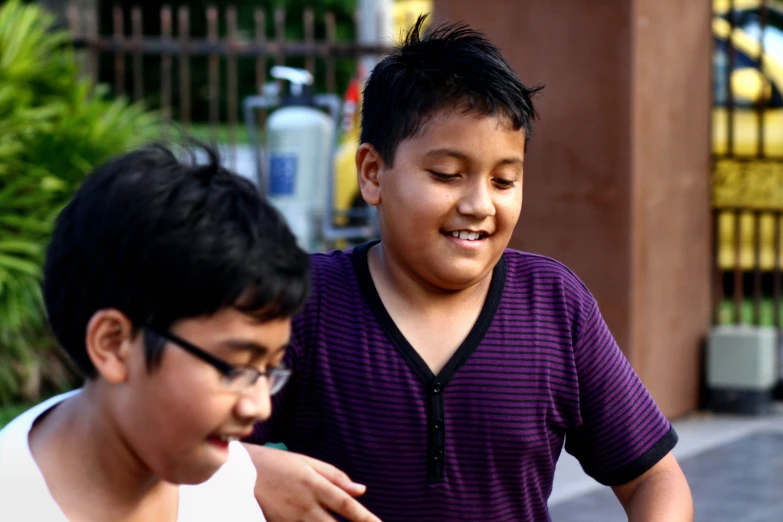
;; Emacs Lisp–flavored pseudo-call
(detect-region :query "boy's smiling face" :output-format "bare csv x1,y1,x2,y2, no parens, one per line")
359,111,526,291
88,307,291,485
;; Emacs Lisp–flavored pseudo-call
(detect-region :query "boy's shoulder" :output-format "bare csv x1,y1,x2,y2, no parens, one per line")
0,391,77,440
309,246,356,275
305,245,366,292
499,249,597,332
501,248,592,297
0,391,79,521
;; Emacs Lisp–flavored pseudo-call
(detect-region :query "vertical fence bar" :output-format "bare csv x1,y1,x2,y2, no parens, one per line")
353,8,363,77
113,6,126,96
776,211,783,394
757,1,769,329
227,6,238,151
161,6,173,135
726,0,736,157
753,210,763,324
734,210,744,323
131,7,144,102
255,9,267,91
304,8,315,75
66,5,80,39
713,209,725,324
325,11,336,94
179,6,191,130
207,6,220,144
775,212,782,328
374,8,385,74
275,8,286,70
66,6,86,81
253,8,267,148
757,1,769,159
86,6,99,88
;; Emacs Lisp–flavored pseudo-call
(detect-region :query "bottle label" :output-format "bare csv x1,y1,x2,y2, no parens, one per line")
269,153,297,195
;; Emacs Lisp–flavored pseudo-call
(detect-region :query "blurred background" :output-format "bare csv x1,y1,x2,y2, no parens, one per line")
0,0,781,519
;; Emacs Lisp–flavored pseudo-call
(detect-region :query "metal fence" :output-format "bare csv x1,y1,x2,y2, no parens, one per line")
64,3,389,149
712,0,783,332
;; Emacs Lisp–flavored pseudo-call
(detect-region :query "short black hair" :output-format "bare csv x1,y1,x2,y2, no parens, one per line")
43,142,310,378
361,15,543,166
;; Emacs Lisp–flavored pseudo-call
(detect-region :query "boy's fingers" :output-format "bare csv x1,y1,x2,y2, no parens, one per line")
247,447,381,522
305,461,381,522
314,478,381,522
309,458,367,496
299,508,343,522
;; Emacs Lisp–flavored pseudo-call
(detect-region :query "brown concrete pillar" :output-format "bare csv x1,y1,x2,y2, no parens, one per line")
433,0,712,418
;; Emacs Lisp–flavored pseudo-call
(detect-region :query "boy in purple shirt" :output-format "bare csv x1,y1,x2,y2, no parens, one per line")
244,17,693,522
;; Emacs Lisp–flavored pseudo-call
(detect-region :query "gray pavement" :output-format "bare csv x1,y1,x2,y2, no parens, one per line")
548,404,783,521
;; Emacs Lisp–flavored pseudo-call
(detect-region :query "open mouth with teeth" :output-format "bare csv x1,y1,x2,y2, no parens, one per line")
447,230,489,241
206,434,240,449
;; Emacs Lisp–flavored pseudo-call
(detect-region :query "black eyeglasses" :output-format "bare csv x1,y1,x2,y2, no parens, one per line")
146,327,291,395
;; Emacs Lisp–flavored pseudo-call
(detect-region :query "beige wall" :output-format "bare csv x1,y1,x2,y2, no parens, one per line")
434,0,712,417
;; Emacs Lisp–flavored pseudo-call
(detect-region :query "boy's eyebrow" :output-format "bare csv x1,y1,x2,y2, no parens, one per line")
219,339,290,356
424,148,524,166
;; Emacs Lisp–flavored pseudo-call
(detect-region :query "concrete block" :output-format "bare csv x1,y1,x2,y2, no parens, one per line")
707,325,778,390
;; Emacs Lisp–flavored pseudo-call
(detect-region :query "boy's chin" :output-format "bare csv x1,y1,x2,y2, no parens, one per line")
427,264,495,290
159,462,224,486
152,447,228,486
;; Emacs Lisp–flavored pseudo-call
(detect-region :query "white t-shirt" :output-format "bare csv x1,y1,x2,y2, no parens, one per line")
0,390,266,521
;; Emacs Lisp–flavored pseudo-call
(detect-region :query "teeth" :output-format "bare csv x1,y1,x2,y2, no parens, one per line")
451,231,482,241
219,435,239,443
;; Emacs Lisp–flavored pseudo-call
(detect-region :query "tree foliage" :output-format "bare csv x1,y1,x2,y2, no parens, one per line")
0,0,159,403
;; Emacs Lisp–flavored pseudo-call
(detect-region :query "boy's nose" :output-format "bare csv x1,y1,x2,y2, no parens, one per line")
234,379,273,423
458,180,496,218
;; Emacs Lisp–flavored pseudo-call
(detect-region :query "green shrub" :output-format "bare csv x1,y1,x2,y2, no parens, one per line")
0,400,34,429
0,0,159,404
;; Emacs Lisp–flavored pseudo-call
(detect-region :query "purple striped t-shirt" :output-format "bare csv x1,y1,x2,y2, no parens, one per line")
250,241,676,521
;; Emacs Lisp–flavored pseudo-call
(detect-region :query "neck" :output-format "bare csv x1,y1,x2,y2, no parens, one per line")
368,242,493,313
29,383,176,519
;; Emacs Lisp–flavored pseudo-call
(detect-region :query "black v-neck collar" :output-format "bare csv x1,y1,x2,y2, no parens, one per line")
351,240,506,387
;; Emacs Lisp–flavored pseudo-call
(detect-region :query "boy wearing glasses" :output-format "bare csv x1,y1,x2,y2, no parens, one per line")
0,143,309,521
244,17,694,522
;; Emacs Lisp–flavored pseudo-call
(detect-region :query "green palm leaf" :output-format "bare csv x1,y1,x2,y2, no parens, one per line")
0,0,160,403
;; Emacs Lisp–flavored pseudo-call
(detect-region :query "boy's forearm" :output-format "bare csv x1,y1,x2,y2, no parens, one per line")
623,468,694,522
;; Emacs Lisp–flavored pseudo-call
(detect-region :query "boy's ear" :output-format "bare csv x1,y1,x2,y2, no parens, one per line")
85,309,136,384
356,143,383,207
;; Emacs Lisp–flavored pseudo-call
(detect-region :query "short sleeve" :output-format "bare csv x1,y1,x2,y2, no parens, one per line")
564,298,677,486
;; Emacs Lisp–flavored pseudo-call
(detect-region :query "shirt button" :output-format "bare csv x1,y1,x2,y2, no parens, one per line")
432,450,444,462
433,419,444,430
431,382,443,395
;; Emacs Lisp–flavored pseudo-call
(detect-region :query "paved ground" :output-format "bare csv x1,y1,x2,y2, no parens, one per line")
548,404,783,521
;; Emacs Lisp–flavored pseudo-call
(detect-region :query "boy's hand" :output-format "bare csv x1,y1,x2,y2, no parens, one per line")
243,443,382,522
